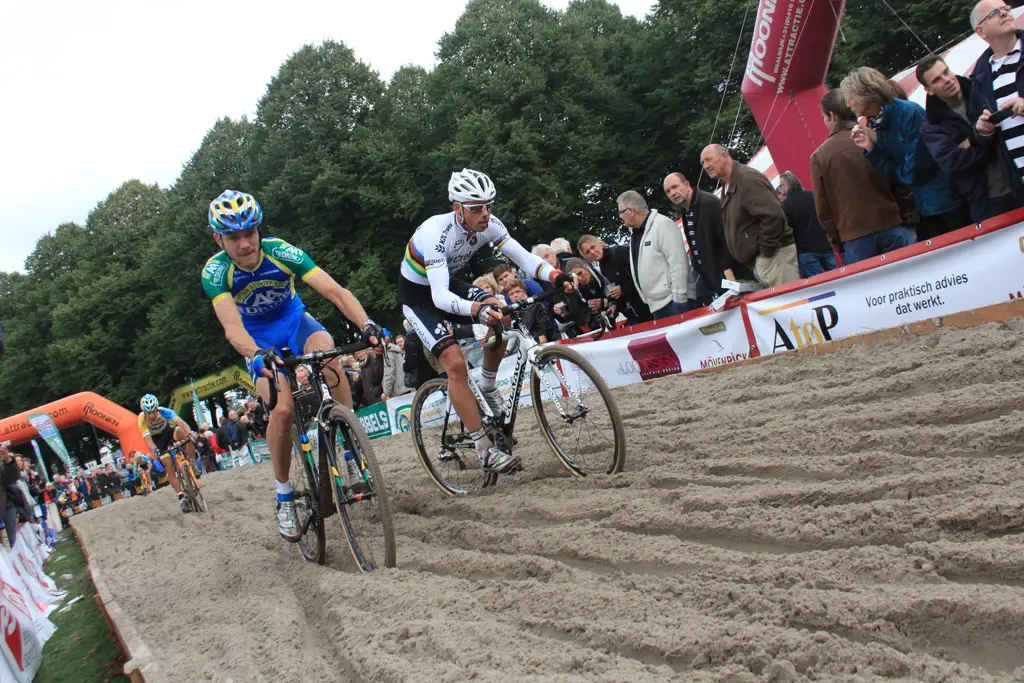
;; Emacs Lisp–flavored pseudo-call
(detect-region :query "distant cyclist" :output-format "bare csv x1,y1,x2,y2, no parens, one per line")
399,169,572,474
201,190,379,542
137,394,196,513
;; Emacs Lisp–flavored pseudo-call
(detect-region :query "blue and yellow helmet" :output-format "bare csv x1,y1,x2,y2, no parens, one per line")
209,190,263,234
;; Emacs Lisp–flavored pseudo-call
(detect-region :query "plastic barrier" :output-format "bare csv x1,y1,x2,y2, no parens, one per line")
0,528,61,683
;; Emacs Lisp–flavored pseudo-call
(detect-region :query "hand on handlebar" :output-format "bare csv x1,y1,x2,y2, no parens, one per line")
473,302,504,326
250,347,282,380
553,271,577,292
361,320,383,347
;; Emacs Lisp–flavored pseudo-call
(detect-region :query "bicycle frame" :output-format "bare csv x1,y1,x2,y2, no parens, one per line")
272,343,373,504
461,326,541,434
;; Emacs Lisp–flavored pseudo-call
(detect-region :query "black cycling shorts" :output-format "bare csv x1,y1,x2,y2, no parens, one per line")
399,276,493,356
150,427,177,454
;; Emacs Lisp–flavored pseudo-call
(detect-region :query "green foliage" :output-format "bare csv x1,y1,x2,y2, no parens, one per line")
0,0,966,429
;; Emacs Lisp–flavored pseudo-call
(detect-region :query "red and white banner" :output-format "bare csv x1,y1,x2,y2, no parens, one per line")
562,307,753,388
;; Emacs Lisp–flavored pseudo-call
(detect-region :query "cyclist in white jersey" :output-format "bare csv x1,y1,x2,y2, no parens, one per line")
399,169,573,473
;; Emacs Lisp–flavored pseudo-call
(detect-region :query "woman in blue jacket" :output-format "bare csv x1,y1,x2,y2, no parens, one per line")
842,67,973,240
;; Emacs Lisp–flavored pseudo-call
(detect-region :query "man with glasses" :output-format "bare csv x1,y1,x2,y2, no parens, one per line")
399,169,572,474
970,2,1024,207
616,190,692,320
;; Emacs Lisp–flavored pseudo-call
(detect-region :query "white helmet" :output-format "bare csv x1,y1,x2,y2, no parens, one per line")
448,168,496,203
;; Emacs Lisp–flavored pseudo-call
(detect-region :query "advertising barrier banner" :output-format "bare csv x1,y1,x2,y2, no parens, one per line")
746,223,1024,354
567,307,752,387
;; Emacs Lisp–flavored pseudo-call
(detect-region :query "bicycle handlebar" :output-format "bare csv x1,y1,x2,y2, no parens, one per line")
486,287,563,350
264,340,372,411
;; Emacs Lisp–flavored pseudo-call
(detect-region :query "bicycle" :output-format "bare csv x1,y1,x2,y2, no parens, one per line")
410,287,627,495
163,438,206,513
265,341,396,572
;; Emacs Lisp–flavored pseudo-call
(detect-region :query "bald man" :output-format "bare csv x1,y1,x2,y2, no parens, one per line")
700,145,798,287
969,0,1024,210
663,172,728,305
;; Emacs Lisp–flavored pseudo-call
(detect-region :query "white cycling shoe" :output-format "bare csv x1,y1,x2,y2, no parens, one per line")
276,494,302,542
481,446,521,474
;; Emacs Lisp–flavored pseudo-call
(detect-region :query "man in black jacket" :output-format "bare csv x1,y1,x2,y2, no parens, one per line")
919,53,1021,222
577,236,651,325
776,172,837,277
663,172,729,305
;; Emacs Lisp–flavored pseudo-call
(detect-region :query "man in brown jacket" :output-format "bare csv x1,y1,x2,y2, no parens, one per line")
700,144,799,287
810,89,914,264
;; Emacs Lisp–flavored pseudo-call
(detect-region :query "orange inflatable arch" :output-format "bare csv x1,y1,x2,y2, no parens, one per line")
0,392,149,461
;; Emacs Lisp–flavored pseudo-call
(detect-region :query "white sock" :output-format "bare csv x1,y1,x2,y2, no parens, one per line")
480,368,498,392
276,480,293,496
470,427,490,455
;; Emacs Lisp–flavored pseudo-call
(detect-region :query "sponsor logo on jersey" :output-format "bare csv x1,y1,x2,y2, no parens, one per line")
433,225,453,253
236,279,289,301
271,244,304,265
203,260,228,287
239,288,291,316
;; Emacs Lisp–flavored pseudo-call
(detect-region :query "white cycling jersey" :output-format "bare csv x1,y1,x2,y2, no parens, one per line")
400,212,557,316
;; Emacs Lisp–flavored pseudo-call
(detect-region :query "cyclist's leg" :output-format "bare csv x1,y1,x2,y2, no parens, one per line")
255,370,295,487
152,432,182,494
161,454,181,492
402,302,482,430
437,342,482,432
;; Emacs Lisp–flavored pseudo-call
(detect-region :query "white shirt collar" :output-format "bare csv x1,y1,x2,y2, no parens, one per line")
990,37,1023,66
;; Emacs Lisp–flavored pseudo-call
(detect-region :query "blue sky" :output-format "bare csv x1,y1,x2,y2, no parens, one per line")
0,0,655,273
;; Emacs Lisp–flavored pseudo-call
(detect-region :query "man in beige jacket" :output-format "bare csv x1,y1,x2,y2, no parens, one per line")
700,144,799,287
616,190,693,320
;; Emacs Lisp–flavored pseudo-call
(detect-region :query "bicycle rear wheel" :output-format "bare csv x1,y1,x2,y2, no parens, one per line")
410,378,496,496
530,345,626,476
290,426,326,565
324,406,396,572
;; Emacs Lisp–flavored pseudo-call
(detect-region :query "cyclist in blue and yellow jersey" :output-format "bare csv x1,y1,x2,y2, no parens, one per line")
400,169,574,474
137,394,197,513
201,190,380,542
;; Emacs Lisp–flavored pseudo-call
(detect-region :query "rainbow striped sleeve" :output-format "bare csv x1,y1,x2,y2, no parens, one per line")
404,238,427,277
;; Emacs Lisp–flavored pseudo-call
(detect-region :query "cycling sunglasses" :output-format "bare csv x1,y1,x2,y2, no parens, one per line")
460,201,494,214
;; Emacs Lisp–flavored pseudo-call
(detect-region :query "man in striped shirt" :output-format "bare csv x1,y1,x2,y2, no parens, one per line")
970,2,1024,210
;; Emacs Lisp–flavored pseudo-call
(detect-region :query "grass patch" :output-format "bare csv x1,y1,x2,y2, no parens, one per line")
34,530,129,683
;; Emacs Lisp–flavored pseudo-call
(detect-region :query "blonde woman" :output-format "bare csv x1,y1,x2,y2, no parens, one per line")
472,274,499,296
841,66,968,241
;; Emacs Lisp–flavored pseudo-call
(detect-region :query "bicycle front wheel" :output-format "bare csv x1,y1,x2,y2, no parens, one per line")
324,406,396,572
181,465,207,513
290,426,326,565
410,378,496,496
530,345,626,476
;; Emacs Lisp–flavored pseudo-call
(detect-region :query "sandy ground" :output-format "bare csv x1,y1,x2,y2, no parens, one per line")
73,319,1024,682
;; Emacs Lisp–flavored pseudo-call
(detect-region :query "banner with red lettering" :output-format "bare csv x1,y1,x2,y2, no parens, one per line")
0,570,44,683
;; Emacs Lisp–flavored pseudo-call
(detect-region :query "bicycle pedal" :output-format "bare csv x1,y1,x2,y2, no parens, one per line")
345,482,370,497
